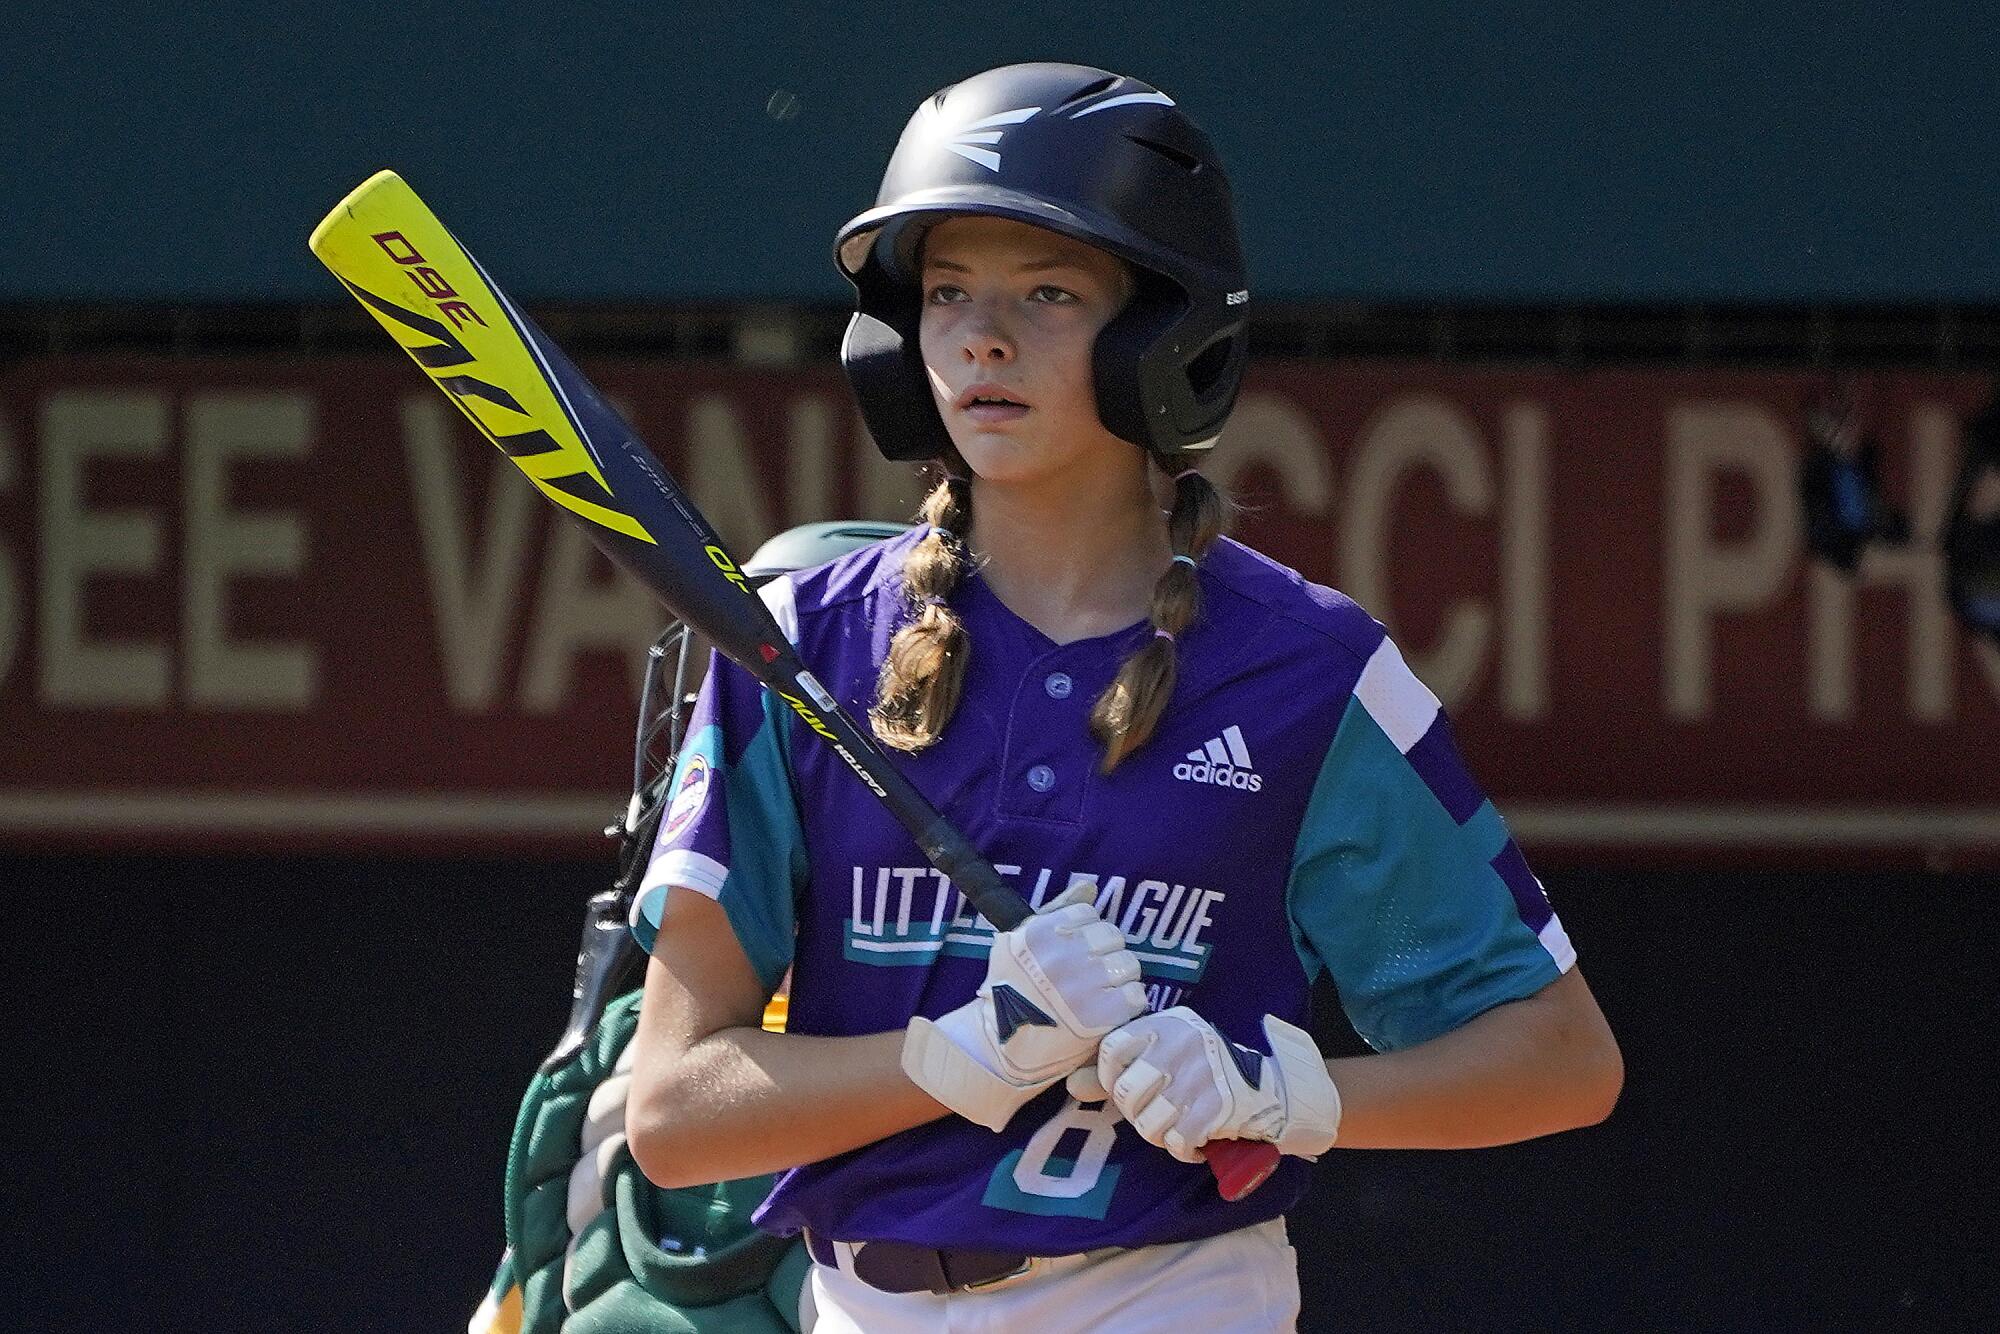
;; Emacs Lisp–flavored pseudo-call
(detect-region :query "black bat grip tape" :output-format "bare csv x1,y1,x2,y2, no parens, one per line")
912,818,1030,932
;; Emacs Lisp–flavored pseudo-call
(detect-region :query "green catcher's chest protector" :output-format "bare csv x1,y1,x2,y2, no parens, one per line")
492,990,809,1334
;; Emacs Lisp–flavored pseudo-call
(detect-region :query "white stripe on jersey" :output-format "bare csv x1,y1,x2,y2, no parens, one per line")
1354,637,1442,754
846,937,952,953
1538,914,1578,972
643,847,728,899
759,576,800,645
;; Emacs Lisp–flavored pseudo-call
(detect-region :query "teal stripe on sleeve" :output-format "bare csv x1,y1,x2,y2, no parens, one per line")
1286,695,1559,1052
630,690,803,992
713,692,805,993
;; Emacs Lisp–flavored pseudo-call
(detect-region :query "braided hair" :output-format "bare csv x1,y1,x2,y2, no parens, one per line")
1087,455,1224,771
870,456,1223,772
868,473,974,752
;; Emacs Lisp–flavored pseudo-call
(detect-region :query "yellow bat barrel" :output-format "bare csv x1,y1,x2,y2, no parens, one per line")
309,170,654,544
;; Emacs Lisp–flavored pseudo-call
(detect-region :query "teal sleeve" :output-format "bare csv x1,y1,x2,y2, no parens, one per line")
630,659,807,995
1286,693,1565,1052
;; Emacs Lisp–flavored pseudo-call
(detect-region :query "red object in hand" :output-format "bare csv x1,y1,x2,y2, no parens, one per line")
1204,1138,1281,1201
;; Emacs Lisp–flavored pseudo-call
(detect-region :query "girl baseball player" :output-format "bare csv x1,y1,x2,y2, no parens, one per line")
626,62,1623,1332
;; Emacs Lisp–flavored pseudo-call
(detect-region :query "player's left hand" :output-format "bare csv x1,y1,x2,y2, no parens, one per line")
1066,1008,1343,1164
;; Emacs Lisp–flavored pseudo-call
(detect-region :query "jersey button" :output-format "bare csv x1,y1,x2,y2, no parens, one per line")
1026,764,1056,792
1044,672,1073,699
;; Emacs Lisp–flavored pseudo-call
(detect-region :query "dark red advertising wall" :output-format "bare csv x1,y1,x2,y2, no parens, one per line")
5,357,1994,862
6,355,1997,1333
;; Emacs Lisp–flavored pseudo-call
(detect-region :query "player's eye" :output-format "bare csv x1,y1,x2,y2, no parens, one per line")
924,283,968,305
1028,284,1080,305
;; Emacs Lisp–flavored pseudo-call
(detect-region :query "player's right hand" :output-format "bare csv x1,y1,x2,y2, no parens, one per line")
1066,1008,1344,1164
902,883,1148,1132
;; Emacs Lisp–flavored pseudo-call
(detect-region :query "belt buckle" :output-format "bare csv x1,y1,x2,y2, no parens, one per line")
960,1255,1034,1292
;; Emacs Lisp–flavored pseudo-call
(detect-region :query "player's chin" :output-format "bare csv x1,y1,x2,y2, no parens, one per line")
951,428,1060,484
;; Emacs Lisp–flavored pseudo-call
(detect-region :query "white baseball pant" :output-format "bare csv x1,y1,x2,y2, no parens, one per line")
799,1216,1300,1333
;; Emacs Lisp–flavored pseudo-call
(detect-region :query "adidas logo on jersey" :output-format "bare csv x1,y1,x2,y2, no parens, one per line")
1173,725,1262,792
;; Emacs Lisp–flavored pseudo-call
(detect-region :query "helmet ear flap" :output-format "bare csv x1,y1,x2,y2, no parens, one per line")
1092,276,1245,458
1090,278,1174,449
841,229,955,462
841,307,951,462
1181,327,1249,438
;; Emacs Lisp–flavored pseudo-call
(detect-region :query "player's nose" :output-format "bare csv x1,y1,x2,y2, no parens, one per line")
957,302,1015,364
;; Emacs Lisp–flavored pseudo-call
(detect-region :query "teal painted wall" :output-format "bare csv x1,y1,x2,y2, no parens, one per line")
4,1,1995,302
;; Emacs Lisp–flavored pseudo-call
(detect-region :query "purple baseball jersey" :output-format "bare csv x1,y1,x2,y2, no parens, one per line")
631,527,1574,1253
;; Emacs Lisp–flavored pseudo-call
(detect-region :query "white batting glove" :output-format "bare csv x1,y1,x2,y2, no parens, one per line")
1065,1008,1343,1164
903,884,1149,1132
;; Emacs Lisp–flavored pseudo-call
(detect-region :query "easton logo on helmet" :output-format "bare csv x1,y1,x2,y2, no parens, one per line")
1173,725,1263,792
935,104,1041,173
931,89,1182,174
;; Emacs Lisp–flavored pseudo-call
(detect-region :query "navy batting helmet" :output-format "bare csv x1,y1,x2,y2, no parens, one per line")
835,63,1249,464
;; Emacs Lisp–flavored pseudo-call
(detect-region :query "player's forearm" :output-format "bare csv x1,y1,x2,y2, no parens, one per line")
627,1026,949,1189
1327,969,1623,1149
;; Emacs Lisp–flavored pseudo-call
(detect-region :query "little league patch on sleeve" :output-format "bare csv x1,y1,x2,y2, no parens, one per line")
662,755,712,842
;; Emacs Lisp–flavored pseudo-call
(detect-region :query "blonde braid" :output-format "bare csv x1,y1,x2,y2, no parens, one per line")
1089,460,1225,772
869,473,975,751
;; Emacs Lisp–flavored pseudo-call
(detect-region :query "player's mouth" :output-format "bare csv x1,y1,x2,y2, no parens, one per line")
954,382,1032,424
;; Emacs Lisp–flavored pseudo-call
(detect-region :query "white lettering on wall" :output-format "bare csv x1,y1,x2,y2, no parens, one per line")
403,394,539,711
1664,402,1800,719
518,520,655,712
39,391,170,707
1344,394,1494,709
183,393,318,709
1215,390,1336,524
13,378,1989,755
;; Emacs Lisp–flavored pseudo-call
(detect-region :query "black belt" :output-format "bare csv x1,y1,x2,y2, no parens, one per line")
804,1230,1035,1295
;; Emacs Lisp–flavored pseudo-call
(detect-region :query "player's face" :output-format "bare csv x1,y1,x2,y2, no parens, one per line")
917,216,1133,486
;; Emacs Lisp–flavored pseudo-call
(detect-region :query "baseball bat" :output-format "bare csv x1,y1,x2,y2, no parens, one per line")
308,170,1279,1202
